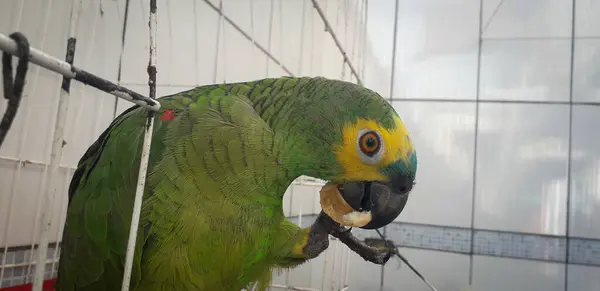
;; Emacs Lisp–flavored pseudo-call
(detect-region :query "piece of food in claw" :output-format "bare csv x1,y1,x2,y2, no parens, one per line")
319,183,373,227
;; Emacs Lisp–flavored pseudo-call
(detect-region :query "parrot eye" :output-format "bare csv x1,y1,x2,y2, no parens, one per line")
356,129,384,164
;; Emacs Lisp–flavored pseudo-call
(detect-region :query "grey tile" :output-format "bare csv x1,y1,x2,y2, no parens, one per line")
14,250,25,264
11,276,25,286
47,247,56,260
45,263,54,273
385,223,471,254
3,267,13,278
13,266,25,277
568,238,600,266
1,278,13,288
4,252,14,264
473,230,566,262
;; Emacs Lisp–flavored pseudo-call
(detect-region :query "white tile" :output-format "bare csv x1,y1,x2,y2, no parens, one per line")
471,255,565,291
392,0,480,100
362,0,395,97
288,184,320,217
481,0,572,39
573,39,600,103
575,0,600,37
155,0,205,86
347,244,383,290
0,160,69,247
120,0,151,84
384,248,471,291
392,102,476,228
479,39,572,102
569,105,600,239
567,265,600,291
475,103,569,235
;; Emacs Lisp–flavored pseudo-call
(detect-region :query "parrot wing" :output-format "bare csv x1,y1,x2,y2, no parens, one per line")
56,101,162,291
56,87,285,291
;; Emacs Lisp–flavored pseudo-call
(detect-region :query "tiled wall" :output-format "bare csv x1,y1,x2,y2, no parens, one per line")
0,246,57,288
289,215,600,290
286,215,600,267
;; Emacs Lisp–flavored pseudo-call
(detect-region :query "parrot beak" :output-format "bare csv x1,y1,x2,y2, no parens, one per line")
319,155,416,230
335,173,412,229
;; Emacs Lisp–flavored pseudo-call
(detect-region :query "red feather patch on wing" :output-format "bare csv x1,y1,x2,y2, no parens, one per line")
160,109,176,121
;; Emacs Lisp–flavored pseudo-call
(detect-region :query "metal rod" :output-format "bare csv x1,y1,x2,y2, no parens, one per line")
284,185,295,286
0,34,160,111
1,258,58,269
350,0,360,84
468,0,485,284
0,156,76,169
310,0,363,85
32,1,82,290
330,233,339,289
120,0,158,289
212,0,222,84
389,0,400,98
219,0,227,83
49,168,73,281
298,0,306,75
360,0,368,80
113,0,133,118
265,0,274,76
564,1,577,290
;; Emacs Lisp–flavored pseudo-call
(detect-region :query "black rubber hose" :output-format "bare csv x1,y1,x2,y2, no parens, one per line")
0,32,30,148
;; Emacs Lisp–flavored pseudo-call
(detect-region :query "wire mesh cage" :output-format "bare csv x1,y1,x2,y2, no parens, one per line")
0,0,395,290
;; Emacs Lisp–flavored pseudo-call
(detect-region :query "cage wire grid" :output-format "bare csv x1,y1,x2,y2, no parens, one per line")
0,0,385,290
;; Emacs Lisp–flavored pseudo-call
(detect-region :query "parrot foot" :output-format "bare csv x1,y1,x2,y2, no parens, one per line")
314,211,393,265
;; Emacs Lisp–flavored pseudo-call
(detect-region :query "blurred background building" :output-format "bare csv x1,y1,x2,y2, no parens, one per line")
0,0,599,290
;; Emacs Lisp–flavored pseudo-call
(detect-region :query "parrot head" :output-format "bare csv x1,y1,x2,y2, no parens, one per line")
286,77,417,230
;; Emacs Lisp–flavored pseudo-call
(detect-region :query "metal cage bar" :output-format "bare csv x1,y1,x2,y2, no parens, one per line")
120,0,158,290
31,1,83,289
0,34,160,111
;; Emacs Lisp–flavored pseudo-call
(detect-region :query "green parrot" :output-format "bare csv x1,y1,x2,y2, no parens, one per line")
55,76,417,291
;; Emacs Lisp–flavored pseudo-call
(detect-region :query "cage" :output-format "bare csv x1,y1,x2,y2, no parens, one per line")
0,0,394,290
2,0,600,291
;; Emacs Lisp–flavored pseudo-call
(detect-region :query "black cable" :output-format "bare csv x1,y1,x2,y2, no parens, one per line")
0,32,30,148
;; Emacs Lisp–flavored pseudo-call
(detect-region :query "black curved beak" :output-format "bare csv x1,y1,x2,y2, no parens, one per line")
337,172,414,229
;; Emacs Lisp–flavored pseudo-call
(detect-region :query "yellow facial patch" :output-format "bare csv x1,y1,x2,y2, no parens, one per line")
334,116,414,182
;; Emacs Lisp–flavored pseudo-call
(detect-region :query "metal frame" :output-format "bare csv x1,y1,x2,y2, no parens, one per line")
0,34,159,111
120,0,158,289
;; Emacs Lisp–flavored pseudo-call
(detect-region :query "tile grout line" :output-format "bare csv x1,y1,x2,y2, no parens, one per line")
468,0,485,285
564,0,577,290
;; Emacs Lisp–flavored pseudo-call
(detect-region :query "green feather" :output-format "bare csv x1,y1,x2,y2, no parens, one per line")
56,77,408,291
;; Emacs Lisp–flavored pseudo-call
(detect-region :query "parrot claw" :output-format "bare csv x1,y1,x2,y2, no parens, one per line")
314,211,393,265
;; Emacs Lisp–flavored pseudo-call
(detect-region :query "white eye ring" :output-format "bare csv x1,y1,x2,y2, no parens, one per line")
356,129,385,165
